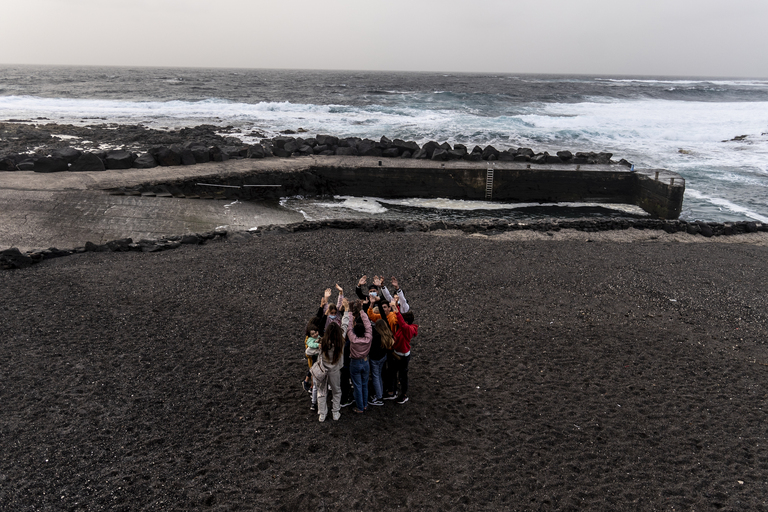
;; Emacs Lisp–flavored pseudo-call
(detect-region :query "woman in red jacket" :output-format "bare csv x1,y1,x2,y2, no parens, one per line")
388,300,418,404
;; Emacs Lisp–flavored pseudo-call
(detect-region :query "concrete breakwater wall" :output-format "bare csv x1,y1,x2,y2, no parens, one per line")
111,158,685,219
1,219,763,270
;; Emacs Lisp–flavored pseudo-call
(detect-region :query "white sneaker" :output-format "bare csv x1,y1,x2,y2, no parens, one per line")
332,411,340,421
319,414,326,422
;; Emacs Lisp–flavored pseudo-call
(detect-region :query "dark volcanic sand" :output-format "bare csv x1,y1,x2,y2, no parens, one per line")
1,230,767,511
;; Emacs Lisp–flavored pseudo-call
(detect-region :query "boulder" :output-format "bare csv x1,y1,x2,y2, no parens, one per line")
481,145,500,160
70,153,107,172
283,140,300,154
378,136,393,149
0,248,34,269
412,148,429,159
34,157,68,173
316,134,339,147
189,145,210,163
439,142,452,151
51,147,82,164
392,139,420,155
498,150,516,161
313,145,329,154
0,157,18,171
431,148,450,161
150,146,182,166
546,154,563,164
422,141,441,159
171,145,195,165
133,153,158,169
517,148,535,158
248,144,266,158
556,150,573,161
298,145,314,156
382,148,400,158
531,154,547,164
335,147,357,156
271,136,295,149
105,238,133,252
17,160,35,171
105,150,135,170
358,140,382,156
697,221,713,237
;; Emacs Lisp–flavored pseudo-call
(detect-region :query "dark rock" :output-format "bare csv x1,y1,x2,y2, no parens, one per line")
17,160,35,171
71,153,107,172
316,135,339,147
746,222,758,233
271,136,294,150
517,148,535,158
514,154,531,162
618,159,632,168
392,139,420,155
313,145,329,154
338,137,361,148
248,144,266,158
177,147,196,165
189,145,210,163
0,158,17,171
105,150,135,170
546,154,563,164
531,154,547,165
283,140,300,154
481,145,500,160
34,157,69,173
51,147,82,164
382,148,400,158
400,150,412,159
412,148,429,159
335,147,357,156
431,148,450,161
556,150,573,161
439,142,452,151
379,136,392,149
498,150,516,161
0,248,35,269
358,140,382,157
150,146,182,166
697,222,713,237
133,153,158,169
422,141,441,159
209,146,230,162
181,234,202,244
105,238,133,252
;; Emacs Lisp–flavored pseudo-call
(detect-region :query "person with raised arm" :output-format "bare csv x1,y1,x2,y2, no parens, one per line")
314,308,347,422
323,284,345,332
379,276,410,314
347,300,373,413
387,299,418,404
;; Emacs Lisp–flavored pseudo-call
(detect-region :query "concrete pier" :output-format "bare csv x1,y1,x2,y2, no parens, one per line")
0,156,685,250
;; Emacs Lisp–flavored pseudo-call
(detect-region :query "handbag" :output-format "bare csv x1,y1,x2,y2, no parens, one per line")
310,357,327,381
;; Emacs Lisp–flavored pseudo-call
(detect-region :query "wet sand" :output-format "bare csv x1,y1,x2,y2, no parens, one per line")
1,229,767,510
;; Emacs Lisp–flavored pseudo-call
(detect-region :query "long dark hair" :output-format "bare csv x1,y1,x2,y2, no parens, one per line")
320,322,344,365
375,319,394,349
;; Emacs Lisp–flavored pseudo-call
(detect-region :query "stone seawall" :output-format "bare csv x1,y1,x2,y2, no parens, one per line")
2,218,763,270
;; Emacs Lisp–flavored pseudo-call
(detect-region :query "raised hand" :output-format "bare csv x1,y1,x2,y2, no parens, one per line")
342,297,349,310
335,283,344,293
390,276,399,289
373,275,383,287
324,288,332,298
390,300,398,310
358,275,367,287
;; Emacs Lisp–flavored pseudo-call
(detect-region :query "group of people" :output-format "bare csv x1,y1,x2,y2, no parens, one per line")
301,276,418,422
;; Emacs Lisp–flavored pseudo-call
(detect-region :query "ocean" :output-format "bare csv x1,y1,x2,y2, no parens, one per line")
1,65,767,223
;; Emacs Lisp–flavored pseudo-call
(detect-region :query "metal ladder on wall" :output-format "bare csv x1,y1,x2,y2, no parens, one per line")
485,167,494,200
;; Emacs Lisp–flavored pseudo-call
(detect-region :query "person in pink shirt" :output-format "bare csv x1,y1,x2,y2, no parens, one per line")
347,301,373,413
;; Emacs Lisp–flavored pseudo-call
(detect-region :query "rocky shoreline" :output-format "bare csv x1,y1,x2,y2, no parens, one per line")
0,121,627,173
2,217,765,270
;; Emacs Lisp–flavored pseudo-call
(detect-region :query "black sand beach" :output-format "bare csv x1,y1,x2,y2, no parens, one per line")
1,229,767,511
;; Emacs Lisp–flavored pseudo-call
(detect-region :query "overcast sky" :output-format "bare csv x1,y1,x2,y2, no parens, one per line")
2,0,767,77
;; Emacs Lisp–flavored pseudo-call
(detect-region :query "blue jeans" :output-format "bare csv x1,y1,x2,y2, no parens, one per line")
369,355,387,400
349,357,370,411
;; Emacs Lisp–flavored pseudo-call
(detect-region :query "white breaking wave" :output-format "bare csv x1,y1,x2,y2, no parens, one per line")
685,189,768,223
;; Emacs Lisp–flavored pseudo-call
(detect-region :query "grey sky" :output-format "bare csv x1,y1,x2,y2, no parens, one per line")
2,0,767,77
